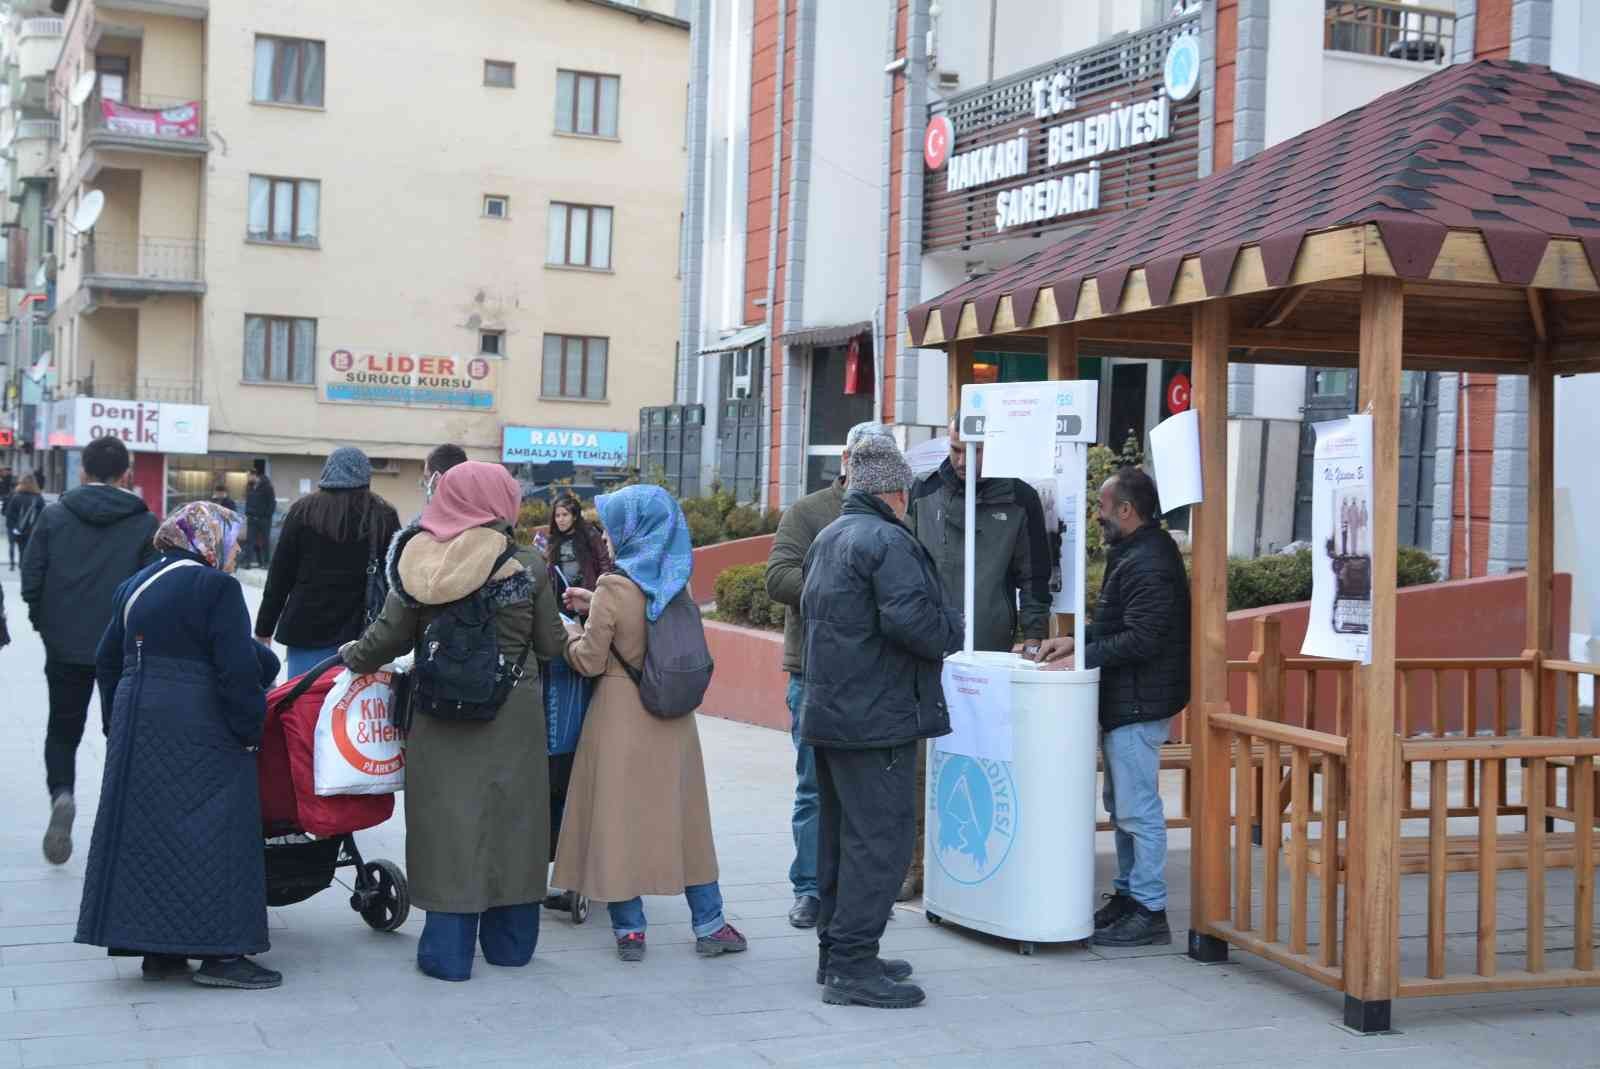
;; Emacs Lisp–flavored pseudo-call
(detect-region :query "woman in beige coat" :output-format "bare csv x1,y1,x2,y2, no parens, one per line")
555,484,747,963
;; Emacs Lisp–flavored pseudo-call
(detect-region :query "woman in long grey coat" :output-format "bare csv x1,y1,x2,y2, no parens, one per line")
342,462,565,982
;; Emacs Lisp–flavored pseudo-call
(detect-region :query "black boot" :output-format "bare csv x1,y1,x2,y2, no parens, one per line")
1092,902,1171,947
193,957,282,990
816,948,913,985
1093,892,1135,932
788,895,820,928
822,971,925,1008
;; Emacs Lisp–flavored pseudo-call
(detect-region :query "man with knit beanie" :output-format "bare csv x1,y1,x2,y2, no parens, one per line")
799,435,962,1009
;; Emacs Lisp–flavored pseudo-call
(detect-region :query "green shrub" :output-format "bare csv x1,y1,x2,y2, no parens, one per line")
1397,545,1440,588
762,507,784,534
1225,546,1440,612
686,510,723,547
723,505,764,540
711,563,784,631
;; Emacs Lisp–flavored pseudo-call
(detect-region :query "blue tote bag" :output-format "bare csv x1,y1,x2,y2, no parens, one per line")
542,656,593,756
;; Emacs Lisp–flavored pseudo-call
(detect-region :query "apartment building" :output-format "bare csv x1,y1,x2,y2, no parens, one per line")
26,0,688,518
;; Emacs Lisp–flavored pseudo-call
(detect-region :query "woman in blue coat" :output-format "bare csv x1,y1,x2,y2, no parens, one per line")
76,502,284,989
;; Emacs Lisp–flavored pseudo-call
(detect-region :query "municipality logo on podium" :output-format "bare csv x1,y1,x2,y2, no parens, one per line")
932,752,1018,885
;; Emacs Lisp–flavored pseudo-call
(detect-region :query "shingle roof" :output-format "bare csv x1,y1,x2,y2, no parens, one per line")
907,60,1600,345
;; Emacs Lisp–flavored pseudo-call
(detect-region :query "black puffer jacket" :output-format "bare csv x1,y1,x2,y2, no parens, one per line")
255,496,400,648
798,491,962,749
1086,522,1191,732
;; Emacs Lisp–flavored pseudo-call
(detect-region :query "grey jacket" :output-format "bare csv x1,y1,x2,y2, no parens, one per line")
765,480,845,675
906,459,1052,653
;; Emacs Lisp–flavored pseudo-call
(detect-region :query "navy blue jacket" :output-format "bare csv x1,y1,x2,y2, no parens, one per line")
799,491,962,749
76,552,281,959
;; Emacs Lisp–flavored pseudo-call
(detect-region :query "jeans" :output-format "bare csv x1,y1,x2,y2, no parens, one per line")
417,905,541,982
816,743,917,979
786,675,819,899
285,645,341,679
45,660,98,797
607,882,726,939
1101,716,1175,911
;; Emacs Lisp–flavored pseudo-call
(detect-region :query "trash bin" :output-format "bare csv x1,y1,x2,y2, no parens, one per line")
923,651,1100,954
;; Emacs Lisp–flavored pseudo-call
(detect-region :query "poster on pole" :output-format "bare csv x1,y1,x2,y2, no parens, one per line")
1301,414,1374,665
962,382,1056,481
1052,438,1086,613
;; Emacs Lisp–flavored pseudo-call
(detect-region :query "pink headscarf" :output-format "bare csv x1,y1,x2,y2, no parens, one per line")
419,461,522,541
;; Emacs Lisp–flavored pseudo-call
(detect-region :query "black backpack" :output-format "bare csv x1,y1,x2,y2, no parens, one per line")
612,583,714,719
413,543,531,722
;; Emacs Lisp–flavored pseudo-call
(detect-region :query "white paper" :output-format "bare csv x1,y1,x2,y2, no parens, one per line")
298,478,312,494
1301,414,1373,665
937,659,1014,762
1148,410,1203,512
1052,439,1086,613
977,384,1057,481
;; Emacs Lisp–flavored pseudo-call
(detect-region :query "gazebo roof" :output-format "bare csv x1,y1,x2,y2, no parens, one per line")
907,60,1600,350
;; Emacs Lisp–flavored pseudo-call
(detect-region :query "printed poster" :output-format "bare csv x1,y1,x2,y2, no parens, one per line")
1301,414,1373,665
937,659,1014,763
1052,437,1086,613
101,99,201,139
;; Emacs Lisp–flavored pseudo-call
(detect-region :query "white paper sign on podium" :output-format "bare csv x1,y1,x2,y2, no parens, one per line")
938,658,1014,763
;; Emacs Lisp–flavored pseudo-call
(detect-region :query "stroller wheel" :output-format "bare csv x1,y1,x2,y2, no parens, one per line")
357,859,410,932
572,894,589,925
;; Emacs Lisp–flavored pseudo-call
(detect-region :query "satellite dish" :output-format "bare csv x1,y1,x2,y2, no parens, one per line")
69,71,97,108
32,261,46,289
71,190,104,233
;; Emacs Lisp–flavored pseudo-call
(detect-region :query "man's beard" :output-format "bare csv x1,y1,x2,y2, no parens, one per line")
1099,518,1121,546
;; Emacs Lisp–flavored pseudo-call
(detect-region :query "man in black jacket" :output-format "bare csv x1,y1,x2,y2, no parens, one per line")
21,436,159,864
800,435,962,1009
243,465,276,568
1032,466,1190,947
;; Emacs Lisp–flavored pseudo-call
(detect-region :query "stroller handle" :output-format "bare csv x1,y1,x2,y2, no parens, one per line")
271,653,348,714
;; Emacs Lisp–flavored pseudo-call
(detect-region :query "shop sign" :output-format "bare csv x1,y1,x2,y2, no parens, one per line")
502,426,630,468
322,349,496,410
46,398,210,455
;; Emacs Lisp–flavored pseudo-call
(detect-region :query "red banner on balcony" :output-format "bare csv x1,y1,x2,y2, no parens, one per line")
100,99,200,139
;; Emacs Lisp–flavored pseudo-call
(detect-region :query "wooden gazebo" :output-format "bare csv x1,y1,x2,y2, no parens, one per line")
907,60,1600,1032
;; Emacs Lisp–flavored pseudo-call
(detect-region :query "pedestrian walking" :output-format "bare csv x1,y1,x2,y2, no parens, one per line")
254,448,400,678
420,443,468,505
800,435,961,1009
20,439,158,865
1029,467,1190,947
6,473,43,570
897,417,1052,900
765,420,888,929
0,465,14,568
243,465,277,568
341,462,568,982
554,484,748,963
77,501,284,989
211,482,238,513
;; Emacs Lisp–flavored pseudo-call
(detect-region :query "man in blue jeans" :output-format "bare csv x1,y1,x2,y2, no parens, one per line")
766,421,888,928
1031,467,1190,946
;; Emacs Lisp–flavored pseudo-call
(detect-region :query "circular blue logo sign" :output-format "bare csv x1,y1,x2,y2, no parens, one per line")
931,751,1018,885
1164,35,1201,103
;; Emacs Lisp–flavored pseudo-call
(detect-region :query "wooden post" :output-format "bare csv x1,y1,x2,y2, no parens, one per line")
1187,300,1232,964
1342,276,1403,1035
1526,341,1555,737
948,340,977,428
1049,324,1078,639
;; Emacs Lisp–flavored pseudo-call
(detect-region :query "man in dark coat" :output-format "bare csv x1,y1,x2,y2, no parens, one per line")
898,417,1052,899
800,435,962,1009
243,465,276,568
1032,466,1190,947
21,436,159,865
765,420,888,930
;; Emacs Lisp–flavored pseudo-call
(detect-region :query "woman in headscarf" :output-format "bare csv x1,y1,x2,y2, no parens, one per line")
256,447,401,678
341,462,567,982
554,484,747,963
77,502,284,989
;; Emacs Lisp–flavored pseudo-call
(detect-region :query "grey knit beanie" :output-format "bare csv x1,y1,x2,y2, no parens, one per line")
846,434,914,495
319,446,372,490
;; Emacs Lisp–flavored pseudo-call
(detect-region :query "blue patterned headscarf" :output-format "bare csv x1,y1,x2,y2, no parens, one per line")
595,485,693,622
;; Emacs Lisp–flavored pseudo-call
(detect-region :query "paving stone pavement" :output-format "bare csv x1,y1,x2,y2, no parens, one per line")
4,569,1600,1067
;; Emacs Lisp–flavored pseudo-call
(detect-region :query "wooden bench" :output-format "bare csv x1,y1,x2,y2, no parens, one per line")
1307,833,1587,876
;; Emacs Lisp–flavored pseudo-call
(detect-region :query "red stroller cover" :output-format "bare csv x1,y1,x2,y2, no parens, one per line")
261,662,395,837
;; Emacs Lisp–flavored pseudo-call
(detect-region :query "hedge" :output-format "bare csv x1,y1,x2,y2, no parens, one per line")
712,563,786,630
515,482,781,550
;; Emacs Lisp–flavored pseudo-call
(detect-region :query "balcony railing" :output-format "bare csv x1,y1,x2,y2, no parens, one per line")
85,91,208,152
1325,0,1455,64
85,377,201,404
20,17,64,37
14,119,57,142
84,237,204,286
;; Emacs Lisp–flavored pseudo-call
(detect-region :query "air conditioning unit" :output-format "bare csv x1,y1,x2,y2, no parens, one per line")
368,457,397,474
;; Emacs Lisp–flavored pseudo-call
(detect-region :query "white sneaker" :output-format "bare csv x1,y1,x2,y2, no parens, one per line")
43,793,75,865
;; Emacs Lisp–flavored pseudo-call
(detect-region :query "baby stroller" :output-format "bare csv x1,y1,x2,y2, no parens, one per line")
259,656,410,932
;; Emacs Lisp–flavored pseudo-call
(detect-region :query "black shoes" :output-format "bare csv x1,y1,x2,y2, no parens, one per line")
815,954,913,986
141,955,190,981
616,933,647,962
822,970,926,1009
43,792,74,865
543,891,575,912
788,895,820,929
1092,902,1171,947
1093,892,1135,931
192,957,282,990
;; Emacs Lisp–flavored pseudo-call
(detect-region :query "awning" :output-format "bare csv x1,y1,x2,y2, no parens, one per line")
697,323,767,356
777,320,872,349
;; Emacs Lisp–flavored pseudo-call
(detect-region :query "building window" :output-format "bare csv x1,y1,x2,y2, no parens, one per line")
248,176,320,244
480,330,504,356
244,314,316,384
96,55,129,103
484,60,515,88
542,334,607,400
546,203,612,269
555,70,619,137
483,194,509,219
253,36,325,107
